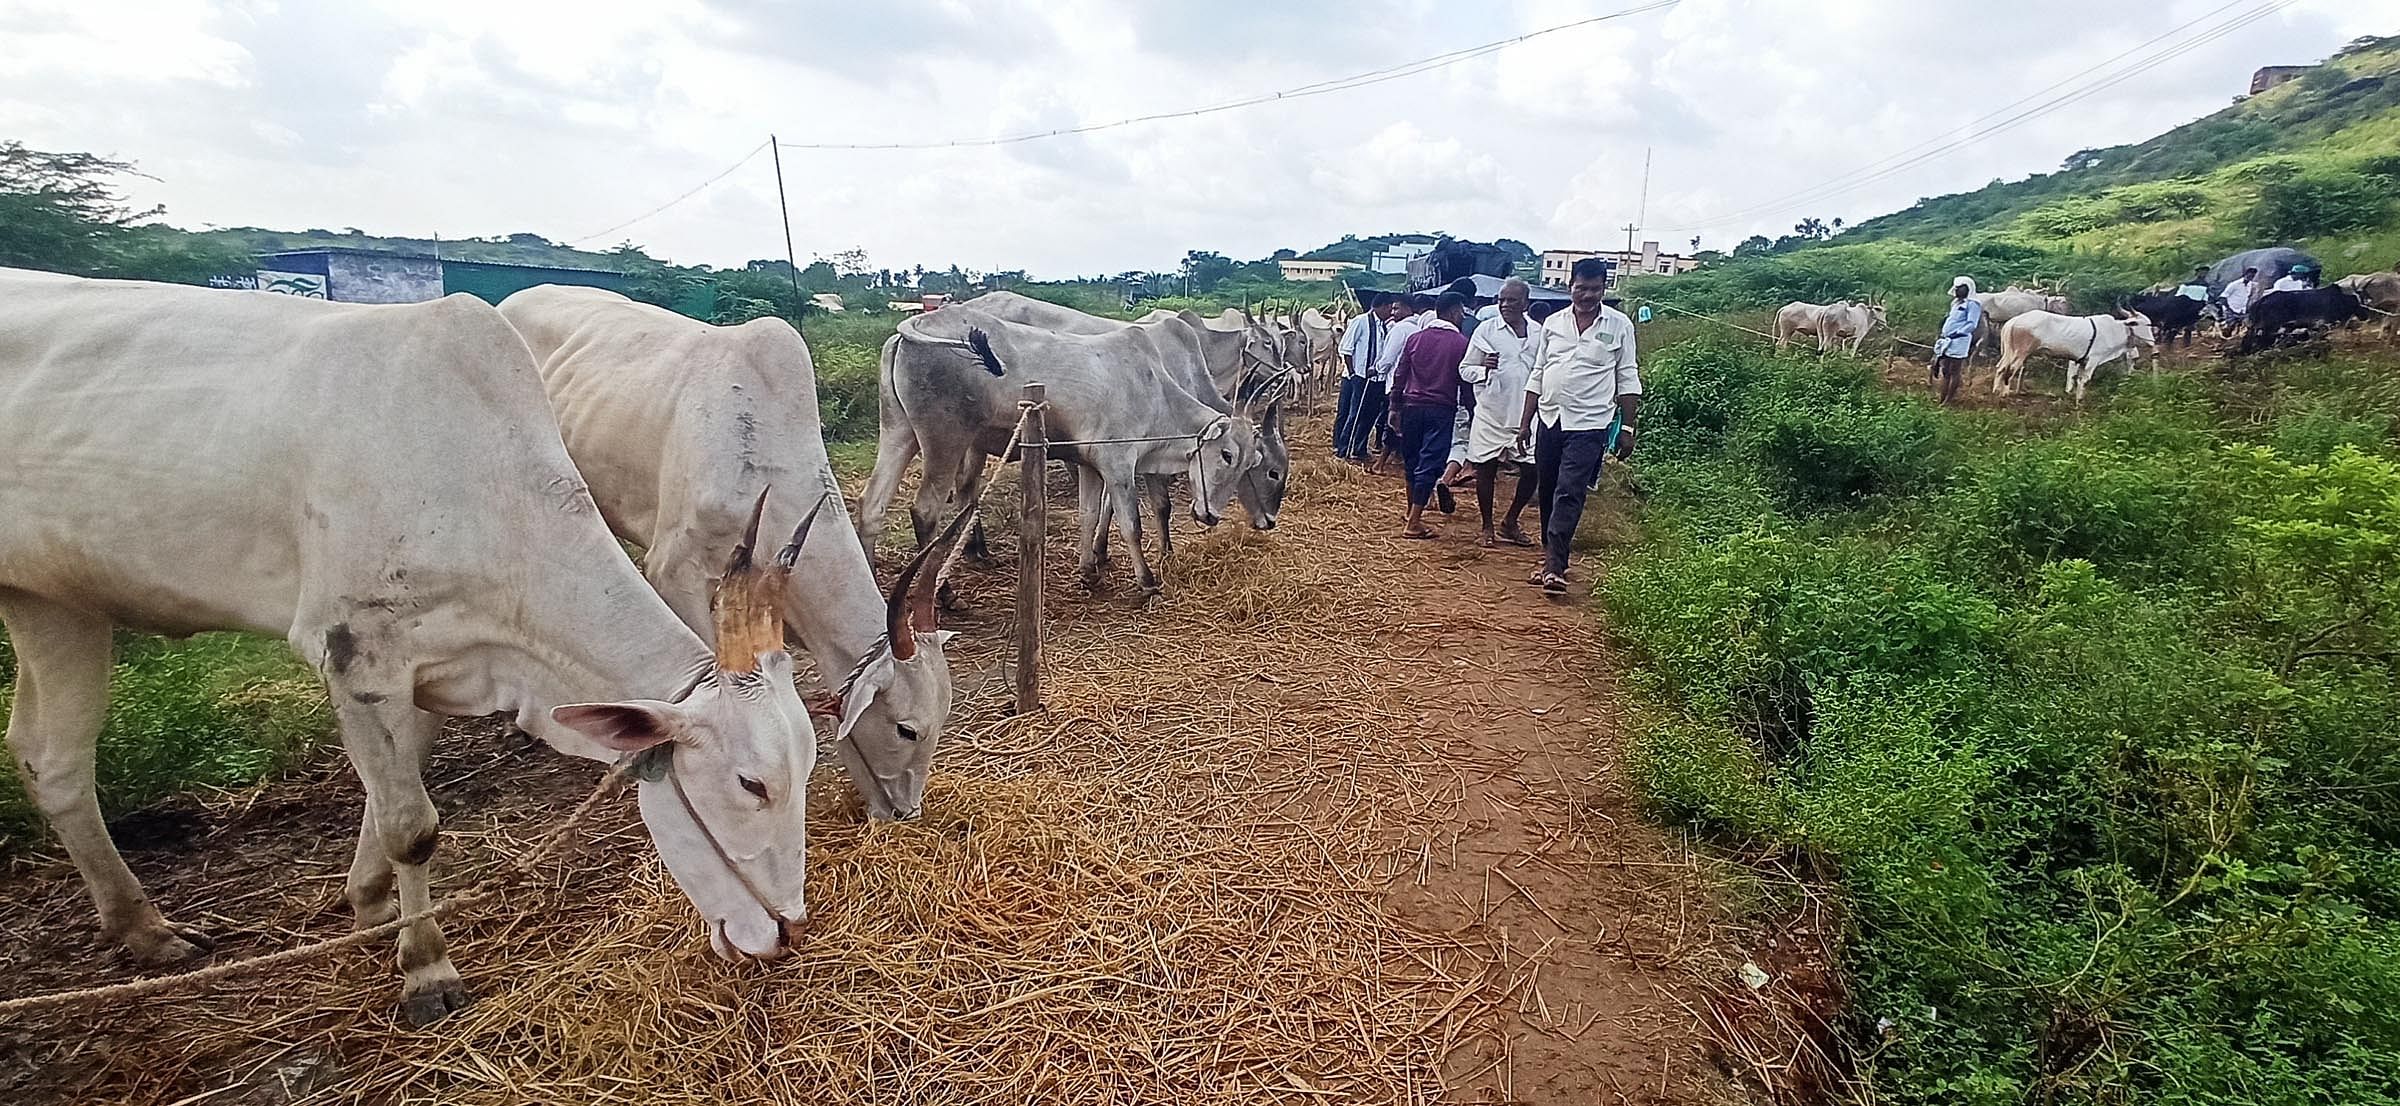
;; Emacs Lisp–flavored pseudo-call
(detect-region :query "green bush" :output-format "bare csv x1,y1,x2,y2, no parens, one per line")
809,339,883,444
0,632,330,849
2246,170,2394,241
1605,337,2400,1103
1740,394,1949,508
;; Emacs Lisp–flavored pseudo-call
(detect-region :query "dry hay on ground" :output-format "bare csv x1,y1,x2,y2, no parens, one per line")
2,436,1723,1105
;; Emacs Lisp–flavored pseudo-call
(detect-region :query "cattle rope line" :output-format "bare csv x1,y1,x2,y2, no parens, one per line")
1635,297,1942,354
0,754,646,1020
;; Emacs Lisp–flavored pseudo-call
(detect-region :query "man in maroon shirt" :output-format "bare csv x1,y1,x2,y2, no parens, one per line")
1383,292,1473,538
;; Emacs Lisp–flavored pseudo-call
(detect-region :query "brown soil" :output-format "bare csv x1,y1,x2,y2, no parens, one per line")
0,414,1738,1105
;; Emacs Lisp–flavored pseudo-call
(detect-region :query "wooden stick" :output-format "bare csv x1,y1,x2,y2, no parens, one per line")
1015,383,1047,714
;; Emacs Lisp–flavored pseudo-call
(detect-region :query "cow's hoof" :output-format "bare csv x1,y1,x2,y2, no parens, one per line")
400,979,473,1027
125,921,214,964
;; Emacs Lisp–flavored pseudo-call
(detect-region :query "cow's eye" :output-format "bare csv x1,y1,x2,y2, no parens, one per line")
1221,448,1235,462
897,724,921,743
737,776,769,801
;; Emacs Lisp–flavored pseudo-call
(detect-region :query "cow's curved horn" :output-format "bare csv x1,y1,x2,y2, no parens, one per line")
713,488,784,674
775,497,827,570
884,504,978,661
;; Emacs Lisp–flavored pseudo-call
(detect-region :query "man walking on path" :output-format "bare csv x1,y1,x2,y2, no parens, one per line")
1931,276,1981,405
1334,297,1397,460
1460,278,1543,548
1366,294,1434,472
1518,259,1639,595
1387,292,1473,539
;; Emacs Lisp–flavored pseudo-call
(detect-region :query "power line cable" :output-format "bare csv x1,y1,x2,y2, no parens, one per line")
776,1,1680,150
567,139,771,245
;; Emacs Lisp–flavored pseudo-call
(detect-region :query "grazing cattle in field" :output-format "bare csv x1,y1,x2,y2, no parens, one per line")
1774,300,1887,353
1995,309,2158,401
2238,287,2370,354
0,271,823,1023
2124,291,2208,350
859,306,1258,594
499,285,965,822
1970,289,2070,359
2335,273,2400,338
963,291,1289,538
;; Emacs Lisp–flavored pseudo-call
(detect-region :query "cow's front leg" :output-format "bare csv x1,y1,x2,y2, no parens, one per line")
334,697,466,1026
1105,470,1158,595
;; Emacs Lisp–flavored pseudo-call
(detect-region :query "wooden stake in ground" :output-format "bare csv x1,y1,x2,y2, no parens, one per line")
1015,382,1047,714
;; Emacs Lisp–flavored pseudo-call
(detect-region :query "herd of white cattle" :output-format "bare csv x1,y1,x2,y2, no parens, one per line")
0,267,1344,1024
1775,281,2160,401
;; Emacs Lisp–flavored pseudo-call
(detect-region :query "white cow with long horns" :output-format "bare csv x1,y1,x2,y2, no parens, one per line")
500,285,968,822
0,271,826,1023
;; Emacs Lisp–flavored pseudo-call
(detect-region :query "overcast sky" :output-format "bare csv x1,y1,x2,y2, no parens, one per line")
1,1,2386,277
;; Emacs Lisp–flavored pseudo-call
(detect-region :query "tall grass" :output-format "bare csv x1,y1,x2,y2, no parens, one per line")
0,631,330,850
1602,336,2400,1104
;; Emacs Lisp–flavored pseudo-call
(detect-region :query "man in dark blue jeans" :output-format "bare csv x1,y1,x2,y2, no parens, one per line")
1333,297,1401,461
1385,292,1473,538
1517,259,1641,595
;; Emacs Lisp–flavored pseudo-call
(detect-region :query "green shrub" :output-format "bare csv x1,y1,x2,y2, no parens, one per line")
1937,436,2223,580
2246,170,2393,241
0,633,330,849
809,339,883,443
1740,395,1949,508
1604,336,2400,1103
2106,181,2212,223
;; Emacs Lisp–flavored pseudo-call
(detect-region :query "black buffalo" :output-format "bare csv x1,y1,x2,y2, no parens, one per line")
2238,288,2368,354
2125,292,2208,349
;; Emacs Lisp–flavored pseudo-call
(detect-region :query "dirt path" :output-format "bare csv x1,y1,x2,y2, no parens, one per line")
0,418,1732,1105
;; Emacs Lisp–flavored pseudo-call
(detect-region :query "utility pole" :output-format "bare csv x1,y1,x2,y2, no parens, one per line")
769,134,804,326
1623,147,1654,266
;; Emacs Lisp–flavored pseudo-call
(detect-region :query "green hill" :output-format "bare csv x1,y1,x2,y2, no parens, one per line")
1637,33,2400,318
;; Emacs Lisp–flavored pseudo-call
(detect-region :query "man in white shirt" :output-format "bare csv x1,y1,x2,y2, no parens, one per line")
2271,266,2314,293
1517,258,1640,596
1459,278,1543,547
1333,298,1401,461
2220,266,2261,335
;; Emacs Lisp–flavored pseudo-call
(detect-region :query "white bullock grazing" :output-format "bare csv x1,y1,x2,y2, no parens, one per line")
1971,288,2071,359
0,272,823,1023
2335,272,2400,338
859,307,1257,593
1994,309,2158,401
499,285,965,822
1774,300,1888,354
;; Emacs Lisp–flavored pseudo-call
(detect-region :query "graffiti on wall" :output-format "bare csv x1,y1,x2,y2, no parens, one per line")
257,270,328,298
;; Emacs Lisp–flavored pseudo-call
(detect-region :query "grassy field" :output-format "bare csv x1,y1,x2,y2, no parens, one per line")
1598,333,2400,1104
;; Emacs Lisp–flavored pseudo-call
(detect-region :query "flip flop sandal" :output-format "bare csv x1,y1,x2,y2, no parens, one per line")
1479,533,1497,548
1402,529,1439,540
1499,529,1537,547
1540,572,1570,596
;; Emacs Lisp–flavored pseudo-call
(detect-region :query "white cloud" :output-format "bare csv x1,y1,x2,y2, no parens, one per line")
0,0,2389,275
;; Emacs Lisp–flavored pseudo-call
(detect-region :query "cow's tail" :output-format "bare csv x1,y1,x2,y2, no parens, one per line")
965,327,1006,377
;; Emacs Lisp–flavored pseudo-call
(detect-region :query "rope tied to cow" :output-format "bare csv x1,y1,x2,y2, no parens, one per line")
0,753,647,1021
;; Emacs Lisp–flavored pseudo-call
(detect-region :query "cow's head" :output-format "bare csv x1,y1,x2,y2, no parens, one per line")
552,492,820,962
810,505,975,823
1187,414,1257,528
1234,403,1288,530
2122,310,2158,352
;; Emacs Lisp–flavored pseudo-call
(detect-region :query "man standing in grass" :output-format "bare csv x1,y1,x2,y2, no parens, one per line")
1385,292,1473,539
1931,276,1980,406
1518,258,1639,595
1460,277,1542,548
